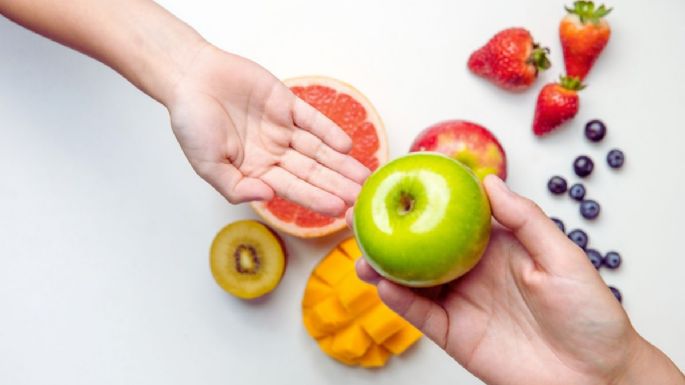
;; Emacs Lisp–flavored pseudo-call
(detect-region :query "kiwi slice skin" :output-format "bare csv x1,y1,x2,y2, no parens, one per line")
210,220,286,300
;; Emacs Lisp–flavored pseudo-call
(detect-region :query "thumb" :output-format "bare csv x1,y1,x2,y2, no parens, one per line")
483,175,591,276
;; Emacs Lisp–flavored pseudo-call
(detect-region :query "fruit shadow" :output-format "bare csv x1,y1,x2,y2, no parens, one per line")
282,228,356,263
213,289,279,310
307,229,355,249
304,334,425,375
470,75,543,97
360,339,425,373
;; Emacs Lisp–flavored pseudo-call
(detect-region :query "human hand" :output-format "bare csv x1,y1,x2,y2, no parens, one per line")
0,1,369,216
166,44,369,215
355,175,684,385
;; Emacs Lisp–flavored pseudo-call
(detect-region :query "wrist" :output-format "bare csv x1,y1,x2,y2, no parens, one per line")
1,0,210,106
119,5,209,105
610,333,685,385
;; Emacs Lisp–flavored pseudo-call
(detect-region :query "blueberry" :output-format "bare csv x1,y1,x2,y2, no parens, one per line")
586,249,603,269
573,155,594,178
580,199,601,220
568,229,589,250
584,120,606,142
569,183,586,201
550,217,565,232
603,251,622,269
609,286,622,303
607,149,625,169
548,176,568,194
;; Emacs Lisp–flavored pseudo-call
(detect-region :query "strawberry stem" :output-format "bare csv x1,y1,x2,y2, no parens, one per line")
559,75,586,91
565,1,612,24
529,45,552,72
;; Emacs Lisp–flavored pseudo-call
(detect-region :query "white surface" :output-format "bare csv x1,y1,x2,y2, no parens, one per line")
1,1,684,384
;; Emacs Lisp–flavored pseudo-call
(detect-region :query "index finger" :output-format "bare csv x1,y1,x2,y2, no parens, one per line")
292,98,353,153
260,166,346,216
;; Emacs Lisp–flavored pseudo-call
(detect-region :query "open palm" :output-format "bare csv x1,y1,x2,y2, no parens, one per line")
356,176,637,385
167,45,369,215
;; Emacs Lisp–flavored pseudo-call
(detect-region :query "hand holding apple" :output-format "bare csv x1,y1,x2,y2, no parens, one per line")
356,175,685,385
353,153,491,287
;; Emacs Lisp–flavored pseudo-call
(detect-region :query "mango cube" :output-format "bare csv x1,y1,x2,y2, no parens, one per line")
302,309,327,339
314,249,353,286
360,304,407,344
359,344,391,368
302,277,332,309
310,296,351,333
318,336,359,366
383,324,422,355
336,272,380,315
339,237,362,260
331,323,373,360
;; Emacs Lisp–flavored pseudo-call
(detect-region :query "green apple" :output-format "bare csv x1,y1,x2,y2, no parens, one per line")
353,152,491,287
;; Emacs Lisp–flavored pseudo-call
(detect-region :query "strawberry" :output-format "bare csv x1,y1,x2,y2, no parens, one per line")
560,1,612,80
468,27,551,91
533,76,584,136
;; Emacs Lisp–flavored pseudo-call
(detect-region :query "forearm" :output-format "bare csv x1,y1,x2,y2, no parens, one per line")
0,0,206,104
612,336,685,385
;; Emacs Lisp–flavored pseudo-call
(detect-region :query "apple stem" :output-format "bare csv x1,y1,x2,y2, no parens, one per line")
398,192,415,216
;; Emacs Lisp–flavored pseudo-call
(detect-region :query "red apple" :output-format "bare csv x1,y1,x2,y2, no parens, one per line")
409,120,507,180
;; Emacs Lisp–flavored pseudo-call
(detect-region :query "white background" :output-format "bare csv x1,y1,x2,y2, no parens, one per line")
1,1,684,384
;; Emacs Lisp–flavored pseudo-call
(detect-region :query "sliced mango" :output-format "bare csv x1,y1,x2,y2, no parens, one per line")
314,249,353,286
310,296,351,333
383,324,423,355
359,344,391,368
302,237,422,368
336,272,380,315
318,336,359,366
331,323,373,360
339,237,362,260
360,304,407,344
302,309,327,339
302,276,332,308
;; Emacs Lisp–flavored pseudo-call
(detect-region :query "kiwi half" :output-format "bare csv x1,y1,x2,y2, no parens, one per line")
210,220,286,299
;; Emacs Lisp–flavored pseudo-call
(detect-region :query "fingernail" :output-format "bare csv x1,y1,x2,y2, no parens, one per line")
486,174,507,190
345,208,354,229
485,174,519,201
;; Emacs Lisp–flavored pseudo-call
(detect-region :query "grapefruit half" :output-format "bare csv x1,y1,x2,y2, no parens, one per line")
251,76,388,238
